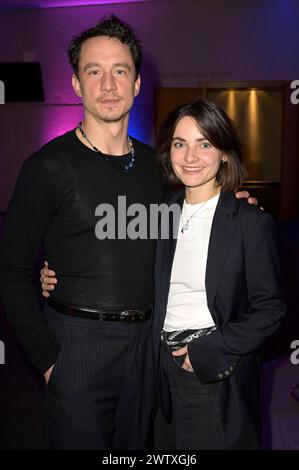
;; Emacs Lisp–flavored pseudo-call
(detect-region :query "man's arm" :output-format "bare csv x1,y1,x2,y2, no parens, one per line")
40,261,57,298
0,153,61,375
235,190,258,207
39,190,260,298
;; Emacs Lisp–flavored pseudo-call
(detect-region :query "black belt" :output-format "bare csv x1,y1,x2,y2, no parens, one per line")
47,298,151,322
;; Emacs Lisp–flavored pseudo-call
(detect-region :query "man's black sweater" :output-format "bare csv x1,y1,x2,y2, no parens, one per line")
0,130,163,373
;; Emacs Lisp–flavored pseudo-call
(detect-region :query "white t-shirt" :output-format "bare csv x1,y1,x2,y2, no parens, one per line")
163,193,220,332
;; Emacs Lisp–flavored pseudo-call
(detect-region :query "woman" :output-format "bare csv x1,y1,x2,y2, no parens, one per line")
152,98,286,450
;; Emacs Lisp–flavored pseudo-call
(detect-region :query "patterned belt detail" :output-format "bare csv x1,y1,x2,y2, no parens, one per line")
161,326,217,351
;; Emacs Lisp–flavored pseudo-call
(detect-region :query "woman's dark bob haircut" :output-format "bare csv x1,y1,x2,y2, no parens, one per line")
157,98,247,191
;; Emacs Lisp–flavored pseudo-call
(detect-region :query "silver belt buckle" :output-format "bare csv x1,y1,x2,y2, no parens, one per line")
120,309,144,322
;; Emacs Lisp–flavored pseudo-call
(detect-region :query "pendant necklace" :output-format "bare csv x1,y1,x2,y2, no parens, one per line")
180,198,210,234
77,121,135,171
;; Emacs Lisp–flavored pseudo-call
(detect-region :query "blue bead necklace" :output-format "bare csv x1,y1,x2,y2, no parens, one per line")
77,122,135,171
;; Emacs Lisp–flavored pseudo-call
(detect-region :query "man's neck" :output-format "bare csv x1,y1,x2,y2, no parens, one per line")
78,116,131,155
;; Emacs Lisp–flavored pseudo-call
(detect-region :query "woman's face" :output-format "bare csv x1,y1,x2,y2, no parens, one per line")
170,116,226,191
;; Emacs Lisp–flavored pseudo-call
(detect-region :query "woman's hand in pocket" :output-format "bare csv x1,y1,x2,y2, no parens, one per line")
172,346,194,372
44,364,55,384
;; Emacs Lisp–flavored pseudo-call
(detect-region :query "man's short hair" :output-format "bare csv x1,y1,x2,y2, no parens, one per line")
68,15,142,79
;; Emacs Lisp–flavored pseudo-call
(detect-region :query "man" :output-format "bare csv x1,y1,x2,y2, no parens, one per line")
0,15,256,450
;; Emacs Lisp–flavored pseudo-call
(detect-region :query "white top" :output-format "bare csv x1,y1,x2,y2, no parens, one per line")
163,193,220,332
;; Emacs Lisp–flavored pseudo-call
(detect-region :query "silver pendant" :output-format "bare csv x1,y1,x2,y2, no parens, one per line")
181,222,189,233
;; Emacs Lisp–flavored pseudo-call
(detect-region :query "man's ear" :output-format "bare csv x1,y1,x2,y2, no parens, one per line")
72,73,82,98
134,74,141,97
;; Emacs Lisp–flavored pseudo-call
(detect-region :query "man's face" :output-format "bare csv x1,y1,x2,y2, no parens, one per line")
72,36,140,124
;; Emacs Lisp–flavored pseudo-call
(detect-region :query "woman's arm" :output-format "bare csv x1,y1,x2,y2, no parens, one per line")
188,210,286,384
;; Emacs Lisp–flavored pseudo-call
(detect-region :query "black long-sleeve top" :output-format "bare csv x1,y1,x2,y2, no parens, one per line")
0,130,164,373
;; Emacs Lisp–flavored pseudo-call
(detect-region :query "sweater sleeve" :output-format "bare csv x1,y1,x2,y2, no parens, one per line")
0,152,61,373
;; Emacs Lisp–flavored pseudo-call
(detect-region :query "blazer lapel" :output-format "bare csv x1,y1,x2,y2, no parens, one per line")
205,192,237,320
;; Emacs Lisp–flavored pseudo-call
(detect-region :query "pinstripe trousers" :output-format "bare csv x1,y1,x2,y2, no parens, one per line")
44,302,156,450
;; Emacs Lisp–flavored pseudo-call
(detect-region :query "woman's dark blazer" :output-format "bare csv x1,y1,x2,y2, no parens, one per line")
153,190,286,449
